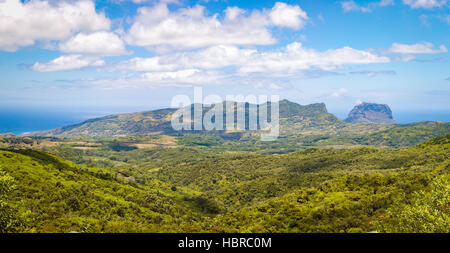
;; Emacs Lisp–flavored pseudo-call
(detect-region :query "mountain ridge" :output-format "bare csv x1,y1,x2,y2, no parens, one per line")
23,100,448,141
25,100,339,138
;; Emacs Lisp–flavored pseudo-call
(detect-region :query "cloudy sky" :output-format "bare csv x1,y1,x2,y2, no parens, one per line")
0,0,449,119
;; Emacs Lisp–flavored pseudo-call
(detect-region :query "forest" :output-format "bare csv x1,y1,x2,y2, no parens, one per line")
0,133,448,233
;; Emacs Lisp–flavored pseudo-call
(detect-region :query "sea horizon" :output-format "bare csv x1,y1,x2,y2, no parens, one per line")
1,106,449,136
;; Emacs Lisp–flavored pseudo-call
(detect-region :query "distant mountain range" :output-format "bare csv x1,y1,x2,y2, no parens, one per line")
25,99,339,137
23,100,449,149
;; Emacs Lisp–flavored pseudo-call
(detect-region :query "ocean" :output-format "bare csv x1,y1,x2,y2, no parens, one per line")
0,108,108,135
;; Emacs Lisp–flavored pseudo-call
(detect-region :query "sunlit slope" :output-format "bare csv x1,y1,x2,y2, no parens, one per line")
1,134,448,232
0,149,203,232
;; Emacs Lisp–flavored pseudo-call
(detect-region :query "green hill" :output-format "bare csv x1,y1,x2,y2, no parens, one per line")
0,148,206,232
1,134,448,232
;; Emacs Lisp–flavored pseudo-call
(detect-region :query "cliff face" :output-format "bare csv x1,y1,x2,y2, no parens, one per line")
345,102,396,124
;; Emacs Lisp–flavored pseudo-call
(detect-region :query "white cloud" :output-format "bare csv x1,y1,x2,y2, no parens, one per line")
402,0,448,9
341,0,394,13
138,69,221,85
269,83,282,90
110,0,180,4
109,45,256,72
389,42,448,54
269,2,308,29
87,69,226,88
341,1,371,12
125,2,308,51
379,0,396,6
105,42,389,88
238,42,390,74
59,32,127,56
88,42,390,88
224,6,246,21
31,54,105,72
350,70,397,77
331,88,348,98
109,43,389,75
0,0,110,52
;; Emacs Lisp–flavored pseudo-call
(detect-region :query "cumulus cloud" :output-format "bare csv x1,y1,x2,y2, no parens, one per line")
238,42,390,74
31,54,105,72
0,0,110,52
402,0,448,9
269,2,308,29
138,69,222,85
350,70,397,77
109,42,390,75
389,42,448,54
125,2,307,51
341,0,394,13
59,32,127,56
87,42,390,88
109,45,256,72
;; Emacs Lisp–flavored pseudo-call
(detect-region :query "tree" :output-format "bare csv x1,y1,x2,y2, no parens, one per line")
0,170,22,233
378,176,450,233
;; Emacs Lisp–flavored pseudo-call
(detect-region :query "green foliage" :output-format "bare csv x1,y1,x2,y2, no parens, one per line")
0,170,26,233
0,133,448,233
107,140,138,152
353,122,450,148
0,149,204,232
377,176,450,233
208,173,432,232
177,134,224,147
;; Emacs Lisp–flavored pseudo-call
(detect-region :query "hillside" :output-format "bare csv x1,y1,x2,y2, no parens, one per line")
0,134,449,232
26,108,177,138
0,148,206,232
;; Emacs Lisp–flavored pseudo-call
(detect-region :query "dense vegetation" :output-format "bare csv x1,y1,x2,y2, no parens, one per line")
0,133,448,233
1,100,448,233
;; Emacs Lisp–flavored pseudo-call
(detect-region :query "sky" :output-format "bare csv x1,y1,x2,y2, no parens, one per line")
0,0,449,124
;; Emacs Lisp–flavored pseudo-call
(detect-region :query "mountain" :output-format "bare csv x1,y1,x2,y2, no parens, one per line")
278,99,339,122
345,102,396,124
22,100,450,149
26,100,340,138
26,108,177,137
0,133,15,137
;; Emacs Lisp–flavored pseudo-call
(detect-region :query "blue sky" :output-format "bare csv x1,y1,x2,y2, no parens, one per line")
0,0,449,122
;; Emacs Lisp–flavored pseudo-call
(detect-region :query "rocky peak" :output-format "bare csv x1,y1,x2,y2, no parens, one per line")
345,102,396,124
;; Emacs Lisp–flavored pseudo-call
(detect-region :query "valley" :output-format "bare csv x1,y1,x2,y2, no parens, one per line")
0,100,449,233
